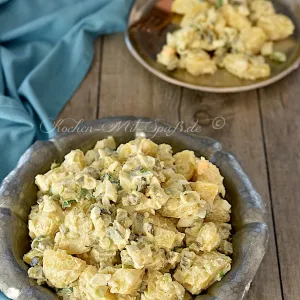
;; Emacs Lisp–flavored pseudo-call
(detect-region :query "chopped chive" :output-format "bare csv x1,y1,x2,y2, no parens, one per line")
270,51,287,63
62,200,76,209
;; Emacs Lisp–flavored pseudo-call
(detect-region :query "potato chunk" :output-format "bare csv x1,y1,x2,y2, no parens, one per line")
54,208,93,254
160,191,207,220
250,0,275,21
193,157,225,196
77,265,114,300
153,226,184,250
174,150,196,180
195,222,222,252
218,240,233,255
28,196,64,239
172,0,205,15
205,196,231,223
261,42,274,56
62,149,86,172
138,138,158,157
94,136,116,151
238,27,267,54
108,268,144,295
180,50,217,76
257,14,295,41
157,144,175,169
35,167,69,193
142,271,185,300
223,53,270,80
185,222,222,252
174,251,231,294
157,45,179,71
221,4,251,31
190,181,218,208
43,249,86,288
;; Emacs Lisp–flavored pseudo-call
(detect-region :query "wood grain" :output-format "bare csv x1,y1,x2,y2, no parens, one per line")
57,38,102,127
259,70,300,300
179,90,282,300
98,34,181,125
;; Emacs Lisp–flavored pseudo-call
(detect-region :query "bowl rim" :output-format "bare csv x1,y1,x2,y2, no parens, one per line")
0,117,269,300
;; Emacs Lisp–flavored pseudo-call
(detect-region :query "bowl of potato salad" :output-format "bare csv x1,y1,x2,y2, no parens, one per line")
125,0,300,92
0,117,268,300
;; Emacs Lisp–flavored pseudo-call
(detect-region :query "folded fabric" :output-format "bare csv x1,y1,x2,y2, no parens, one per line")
0,0,134,298
0,0,134,184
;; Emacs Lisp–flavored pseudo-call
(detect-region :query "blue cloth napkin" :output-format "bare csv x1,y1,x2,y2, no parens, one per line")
0,0,133,298
0,0,134,186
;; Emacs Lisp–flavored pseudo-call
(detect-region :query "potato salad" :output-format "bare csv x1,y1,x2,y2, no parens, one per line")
157,0,295,80
24,137,233,299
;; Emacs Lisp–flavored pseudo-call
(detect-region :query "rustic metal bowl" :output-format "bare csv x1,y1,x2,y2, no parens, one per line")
125,0,300,93
0,117,268,300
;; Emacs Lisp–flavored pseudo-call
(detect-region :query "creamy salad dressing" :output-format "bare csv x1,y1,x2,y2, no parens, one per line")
24,137,233,299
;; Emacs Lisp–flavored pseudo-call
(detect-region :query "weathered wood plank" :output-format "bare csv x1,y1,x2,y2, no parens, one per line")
259,70,300,299
98,34,181,124
57,38,102,127
179,90,282,300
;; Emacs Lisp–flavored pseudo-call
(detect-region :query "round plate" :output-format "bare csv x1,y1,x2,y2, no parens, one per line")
125,0,300,93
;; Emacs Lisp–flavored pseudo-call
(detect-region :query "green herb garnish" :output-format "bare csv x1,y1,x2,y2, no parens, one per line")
103,173,121,190
103,173,118,183
57,287,73,295
218,271,225,278
78,188,93,200
270,51,287,63
62,200,76,209
217,0,223,7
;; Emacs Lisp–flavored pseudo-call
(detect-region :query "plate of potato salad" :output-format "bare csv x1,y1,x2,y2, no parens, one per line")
23,136,233,300
157,0,295,80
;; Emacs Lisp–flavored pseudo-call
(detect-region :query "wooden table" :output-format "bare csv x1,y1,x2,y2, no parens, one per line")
58,35,300,300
